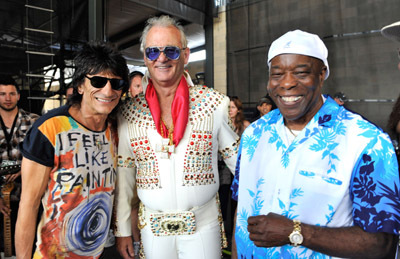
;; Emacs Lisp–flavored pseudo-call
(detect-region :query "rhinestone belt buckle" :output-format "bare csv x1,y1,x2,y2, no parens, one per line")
150,211,196,236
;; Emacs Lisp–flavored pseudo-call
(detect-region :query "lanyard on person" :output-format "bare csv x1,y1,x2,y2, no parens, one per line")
0,111,18,158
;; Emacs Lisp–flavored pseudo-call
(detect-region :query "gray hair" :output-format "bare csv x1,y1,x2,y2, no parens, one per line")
140,15,188,52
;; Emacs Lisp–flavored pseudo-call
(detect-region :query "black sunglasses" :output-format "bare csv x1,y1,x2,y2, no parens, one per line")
145,46,185,61
84,75,127,91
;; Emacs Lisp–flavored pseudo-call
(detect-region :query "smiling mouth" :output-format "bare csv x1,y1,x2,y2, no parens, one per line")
96,97,115,103
281,96,302,103
156,64,172,69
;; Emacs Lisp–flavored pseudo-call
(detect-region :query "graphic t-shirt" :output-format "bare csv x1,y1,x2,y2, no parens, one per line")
21,105,118,259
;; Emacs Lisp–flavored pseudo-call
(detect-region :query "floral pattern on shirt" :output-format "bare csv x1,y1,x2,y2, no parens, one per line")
231,96,400,259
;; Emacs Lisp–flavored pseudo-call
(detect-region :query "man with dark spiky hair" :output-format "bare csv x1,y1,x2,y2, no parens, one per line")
0,75,39,256
15,42,129,259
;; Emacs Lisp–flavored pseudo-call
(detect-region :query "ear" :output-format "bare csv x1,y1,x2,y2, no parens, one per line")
266,82,272,93
143,52,148,66
77,85,83,95
183,47,190,65
320,66,327,82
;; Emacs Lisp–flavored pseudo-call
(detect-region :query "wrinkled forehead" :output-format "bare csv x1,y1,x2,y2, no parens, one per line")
145,26,183,47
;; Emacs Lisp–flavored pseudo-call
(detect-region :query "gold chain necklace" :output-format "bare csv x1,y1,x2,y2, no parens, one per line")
287,126,298,137
160,118,174,146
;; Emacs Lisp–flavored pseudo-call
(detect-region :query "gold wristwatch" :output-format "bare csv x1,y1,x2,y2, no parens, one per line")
288,219,303,247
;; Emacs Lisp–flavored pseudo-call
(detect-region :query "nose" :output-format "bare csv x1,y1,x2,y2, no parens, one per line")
280,72,297,90
156,51,169,62
102,81,115,95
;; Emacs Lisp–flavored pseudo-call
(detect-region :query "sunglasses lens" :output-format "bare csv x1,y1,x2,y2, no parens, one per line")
164,47,180,60
110,79,126,90
145,47,181,60
87,76,126,90
90,76,108,88
146,47,161,61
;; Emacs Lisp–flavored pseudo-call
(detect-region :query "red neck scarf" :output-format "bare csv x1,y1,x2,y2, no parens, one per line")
145,76,189,147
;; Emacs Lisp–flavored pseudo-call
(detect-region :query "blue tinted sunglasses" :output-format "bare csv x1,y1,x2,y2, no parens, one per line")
145,46,185,61
85,75,127,91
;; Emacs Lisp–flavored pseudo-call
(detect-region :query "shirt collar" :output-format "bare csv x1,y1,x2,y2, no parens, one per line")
269,94,341,129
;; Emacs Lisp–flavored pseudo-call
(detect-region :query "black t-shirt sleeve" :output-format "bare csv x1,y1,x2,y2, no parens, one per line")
20,123,55,167
20,105,71,167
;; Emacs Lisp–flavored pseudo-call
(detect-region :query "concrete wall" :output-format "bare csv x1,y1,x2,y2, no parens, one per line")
213,8,228,95
225,0,400,135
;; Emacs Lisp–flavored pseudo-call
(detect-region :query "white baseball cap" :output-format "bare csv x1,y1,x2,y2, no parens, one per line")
381,21,400,42
267,30,330,80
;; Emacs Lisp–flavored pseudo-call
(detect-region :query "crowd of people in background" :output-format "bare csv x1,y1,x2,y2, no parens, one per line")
0,15,400,259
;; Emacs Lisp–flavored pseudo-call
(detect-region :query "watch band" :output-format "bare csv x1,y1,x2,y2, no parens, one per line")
293,219,301,232
289,219,303,247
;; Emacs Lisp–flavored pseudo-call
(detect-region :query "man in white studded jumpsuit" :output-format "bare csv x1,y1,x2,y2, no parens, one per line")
115,15,239,259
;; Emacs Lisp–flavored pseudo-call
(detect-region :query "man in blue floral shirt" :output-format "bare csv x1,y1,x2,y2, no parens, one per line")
231,30,400,258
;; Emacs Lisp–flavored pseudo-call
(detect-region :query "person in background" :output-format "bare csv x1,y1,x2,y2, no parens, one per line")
257,95,276,118
218,95,251,256
333,91,347,106
231,29,400,258
0,75,39,256
115,15,239,259
15,42,129,258
129,71,144,98
229,96,250,137
124,70,145,258
382,20,400,162
65,83,74,98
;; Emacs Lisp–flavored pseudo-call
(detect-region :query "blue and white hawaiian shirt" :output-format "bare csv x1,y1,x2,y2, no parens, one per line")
231,96,400,259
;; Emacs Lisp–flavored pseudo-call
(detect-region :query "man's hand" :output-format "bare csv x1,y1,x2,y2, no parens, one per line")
247,212,293,247
116,236,135,259
5,170,21,183
0,197,11,217
247,212,396,258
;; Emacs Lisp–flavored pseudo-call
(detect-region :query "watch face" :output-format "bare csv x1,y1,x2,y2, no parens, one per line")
289,231,303,245
292,233,302,243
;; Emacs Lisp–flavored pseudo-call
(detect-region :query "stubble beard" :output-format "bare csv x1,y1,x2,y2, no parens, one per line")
0,103,18,112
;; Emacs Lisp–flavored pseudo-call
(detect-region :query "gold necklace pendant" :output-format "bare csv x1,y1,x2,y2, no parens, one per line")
161,118,174,146
157,118,175,159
